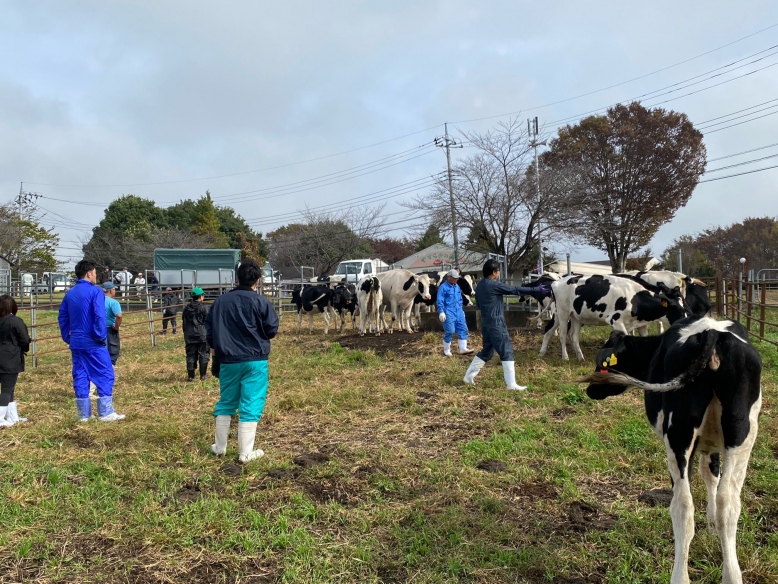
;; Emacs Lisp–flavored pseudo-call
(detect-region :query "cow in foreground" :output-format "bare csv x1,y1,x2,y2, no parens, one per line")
356,276,382,336
291,285,334,334
376,270,432,333
579,316,761,584
540,274,687,362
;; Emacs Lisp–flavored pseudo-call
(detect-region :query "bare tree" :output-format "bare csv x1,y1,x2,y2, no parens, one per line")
267,205,386,276
406,117,583,273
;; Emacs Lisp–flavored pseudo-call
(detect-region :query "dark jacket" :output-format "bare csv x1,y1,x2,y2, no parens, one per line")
162,292,179,316
183,301,210,344
98,270,112,285
0,314,31,374
475,278,543,326
205,286,279,363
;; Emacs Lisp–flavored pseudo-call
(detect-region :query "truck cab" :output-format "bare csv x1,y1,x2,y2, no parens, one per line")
329,259,386,283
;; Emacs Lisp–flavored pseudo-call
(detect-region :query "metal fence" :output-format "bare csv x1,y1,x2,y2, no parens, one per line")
720,276,778,349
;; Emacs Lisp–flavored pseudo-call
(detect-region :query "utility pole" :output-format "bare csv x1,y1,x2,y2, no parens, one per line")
528,117,547,274
15,183,41,276
435,123,463,268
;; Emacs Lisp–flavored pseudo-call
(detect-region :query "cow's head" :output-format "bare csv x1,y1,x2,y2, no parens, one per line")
685,282,711,318
333,284,352,306
416,274,432,301
457,276,474,296
578,331,648,400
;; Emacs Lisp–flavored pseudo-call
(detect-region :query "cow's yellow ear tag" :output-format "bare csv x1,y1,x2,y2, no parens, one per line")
608,353,618,366
602,361,608,368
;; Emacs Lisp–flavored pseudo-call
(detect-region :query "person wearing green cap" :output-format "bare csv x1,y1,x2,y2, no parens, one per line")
182,287,211,381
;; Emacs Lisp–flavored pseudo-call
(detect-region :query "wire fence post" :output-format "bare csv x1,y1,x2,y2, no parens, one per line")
146,286,156,347
30,297,38,368
746,280,753,331
759,281,766,339
715,274,723,317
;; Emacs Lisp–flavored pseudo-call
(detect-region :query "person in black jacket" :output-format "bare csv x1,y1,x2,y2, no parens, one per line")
160,287,178,334
205,260,278,464
183,287,210,382
0,295,31,427
98,266,112,285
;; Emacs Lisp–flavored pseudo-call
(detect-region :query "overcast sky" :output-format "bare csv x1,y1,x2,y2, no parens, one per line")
2,1,777,268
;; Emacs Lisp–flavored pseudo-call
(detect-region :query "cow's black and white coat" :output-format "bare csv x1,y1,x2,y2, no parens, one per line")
331,283,357,333
356,276,383,336
539,274,686,362
580,316,761,584
291,285,335,334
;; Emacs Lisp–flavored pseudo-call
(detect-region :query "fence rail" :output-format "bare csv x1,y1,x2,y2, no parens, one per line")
719,276,778,348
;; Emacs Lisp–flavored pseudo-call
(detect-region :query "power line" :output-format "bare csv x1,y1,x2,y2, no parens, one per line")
704,152,778,173
697,102,778,130
22,23,778,189
703,108,778,133
694,97,778,125
699,163,778,182
708,141,778,162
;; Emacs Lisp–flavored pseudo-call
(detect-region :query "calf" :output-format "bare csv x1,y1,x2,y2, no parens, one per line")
332,283,357,333
357,276,382,336
539,274,686,362
579,316,761,584
291,285,334,334
376,270,432,333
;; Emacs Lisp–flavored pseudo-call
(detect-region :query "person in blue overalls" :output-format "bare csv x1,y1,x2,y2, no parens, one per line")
463,259,551,390
437,269,473,357
58,260,125,422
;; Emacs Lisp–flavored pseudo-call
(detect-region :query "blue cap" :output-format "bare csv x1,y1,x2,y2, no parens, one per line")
102,282,115,291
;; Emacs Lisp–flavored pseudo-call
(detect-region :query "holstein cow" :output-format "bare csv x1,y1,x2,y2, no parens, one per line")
539,274,686,362
291,285,335,334
331,283,358,333
518,272,562,329
579,316,761,584
356,276,382,336
411,279,438,330
435,271,475,306
618,271,711,331
376,270,432,334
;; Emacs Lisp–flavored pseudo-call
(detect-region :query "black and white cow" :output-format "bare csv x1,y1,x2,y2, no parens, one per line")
356,276,382,336
411,280,438,330
376,270,432,334
579,316,761,584
291,285,335,334
331,283,357,333
539,274,687,362
618,271,711,332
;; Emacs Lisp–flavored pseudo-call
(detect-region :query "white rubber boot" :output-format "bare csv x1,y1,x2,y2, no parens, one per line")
0,405,13,427
211,415,231,456
237,421,264,464
463,356,486,385
502,361,526,391
443,341,452,356
458,339,474,355
6,402,26,423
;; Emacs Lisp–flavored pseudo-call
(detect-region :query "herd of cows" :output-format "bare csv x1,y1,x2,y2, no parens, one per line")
289,267,763,584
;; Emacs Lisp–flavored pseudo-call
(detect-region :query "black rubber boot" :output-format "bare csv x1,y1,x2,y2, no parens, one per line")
187,369,196,382
199,362,210,381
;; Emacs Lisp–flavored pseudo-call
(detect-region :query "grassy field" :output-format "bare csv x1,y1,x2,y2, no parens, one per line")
1,310,777,584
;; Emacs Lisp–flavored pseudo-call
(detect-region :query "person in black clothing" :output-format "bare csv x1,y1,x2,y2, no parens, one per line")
0,295,31,427
98,266,112,285
183,287,210,381
149,274,160,303
161,287,178,334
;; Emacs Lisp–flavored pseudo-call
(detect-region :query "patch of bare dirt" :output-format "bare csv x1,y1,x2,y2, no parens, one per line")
509,481,558,502
219,463,243,477
293,452,330,467
336,332,427,356
638,489,673,508
562,501,616,532
267,467,302,480
476,459,506,473
551,407,575,421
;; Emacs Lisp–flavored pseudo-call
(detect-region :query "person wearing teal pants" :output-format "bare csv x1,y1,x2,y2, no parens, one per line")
205,259,279,464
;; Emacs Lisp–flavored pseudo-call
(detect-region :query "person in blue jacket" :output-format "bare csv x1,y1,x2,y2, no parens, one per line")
436,269,473,356
206,259,279,464
463,259,551,390
58,260,125,422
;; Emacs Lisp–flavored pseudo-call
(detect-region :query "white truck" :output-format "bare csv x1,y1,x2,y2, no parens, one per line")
317,258,389,283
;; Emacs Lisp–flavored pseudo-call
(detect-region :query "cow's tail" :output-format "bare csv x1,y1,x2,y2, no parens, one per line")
577,329,720,393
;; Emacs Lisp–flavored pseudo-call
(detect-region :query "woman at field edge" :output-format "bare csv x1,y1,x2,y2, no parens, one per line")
463,259,551,390
0,295,31,427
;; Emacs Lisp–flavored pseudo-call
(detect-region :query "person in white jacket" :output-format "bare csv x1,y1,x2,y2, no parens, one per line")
115,268,130,298
134,273,146,294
